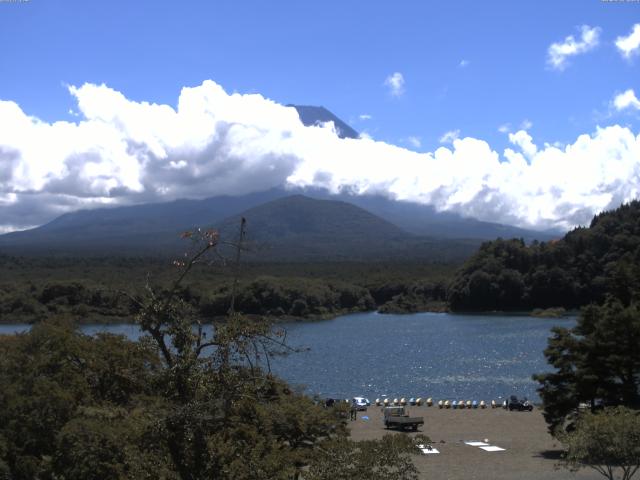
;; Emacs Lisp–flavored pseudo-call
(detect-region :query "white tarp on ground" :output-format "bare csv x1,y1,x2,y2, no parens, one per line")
480,446,506,452
421,448,440,454
416,444,440,454
464,441,490,446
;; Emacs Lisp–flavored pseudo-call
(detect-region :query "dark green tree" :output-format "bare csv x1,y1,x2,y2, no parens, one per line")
534,300,640,434
306,433,429,480
560,407,640,480
448,201,640,312
0,320,160,479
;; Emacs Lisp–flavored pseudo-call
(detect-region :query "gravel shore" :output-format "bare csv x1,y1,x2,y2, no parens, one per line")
348,404,602,480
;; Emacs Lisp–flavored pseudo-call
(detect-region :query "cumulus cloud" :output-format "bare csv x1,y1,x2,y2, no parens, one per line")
613,89,640,111
520,119,533,130
0,81,305,229
1,80,640,234
439,130,460,144
616,23,640,59
547,25,600,70
498,124,511,134
508,130,537,158
384,72,405,97
407,136,421,148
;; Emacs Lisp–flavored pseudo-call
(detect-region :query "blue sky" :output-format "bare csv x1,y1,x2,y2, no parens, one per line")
0,0,639,231
1,0,637,148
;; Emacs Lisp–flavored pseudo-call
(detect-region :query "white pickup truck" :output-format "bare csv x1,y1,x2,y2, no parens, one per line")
383,406,424,431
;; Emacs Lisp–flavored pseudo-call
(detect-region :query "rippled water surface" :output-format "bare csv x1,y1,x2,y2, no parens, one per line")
269,312,575,401
1,312,574,401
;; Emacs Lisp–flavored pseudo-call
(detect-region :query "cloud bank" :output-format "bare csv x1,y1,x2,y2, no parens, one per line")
616,23,640,59
1,80,640,233
547,25,600,70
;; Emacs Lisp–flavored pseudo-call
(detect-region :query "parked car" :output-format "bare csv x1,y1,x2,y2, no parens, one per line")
352,397,370,411
507,395,533,411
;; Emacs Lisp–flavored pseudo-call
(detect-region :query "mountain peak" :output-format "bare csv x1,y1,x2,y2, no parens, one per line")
220,194,407,239
289,105,359,139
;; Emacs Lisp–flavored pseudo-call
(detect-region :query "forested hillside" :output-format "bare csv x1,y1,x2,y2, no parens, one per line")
0,256,454,324
448,201,640,311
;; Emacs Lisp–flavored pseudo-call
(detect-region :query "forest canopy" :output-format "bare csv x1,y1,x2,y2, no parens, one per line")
447,201,640,311
0,258,453,324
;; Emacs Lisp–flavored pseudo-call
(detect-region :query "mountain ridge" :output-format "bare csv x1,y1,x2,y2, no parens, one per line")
0,190,558,258
0,194,478,261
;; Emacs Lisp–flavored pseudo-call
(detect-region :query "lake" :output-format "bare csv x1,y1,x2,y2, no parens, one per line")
0,311,574,402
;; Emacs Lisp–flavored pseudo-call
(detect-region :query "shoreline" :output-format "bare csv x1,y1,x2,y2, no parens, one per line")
0,303,578,326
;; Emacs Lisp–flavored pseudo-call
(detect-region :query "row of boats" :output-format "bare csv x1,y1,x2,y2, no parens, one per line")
374,398,505,409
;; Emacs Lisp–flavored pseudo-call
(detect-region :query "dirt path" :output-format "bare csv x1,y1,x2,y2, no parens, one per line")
348,404,602,480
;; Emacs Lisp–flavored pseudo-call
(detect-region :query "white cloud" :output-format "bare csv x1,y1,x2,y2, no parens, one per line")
439,130,460,144
498,124,511,134
1,80,640,233
458,59,470,68
384,72,405,97
0,224,32,234
547,25,601,70
613,89,640,111
359,114,372,121
407,136,421,148
508,130,538,158
520,119,533,130
616,23,640,59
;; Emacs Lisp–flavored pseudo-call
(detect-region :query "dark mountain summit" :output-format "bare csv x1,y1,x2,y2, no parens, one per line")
215,195,479,262
219,194,405,240
290,105,359,139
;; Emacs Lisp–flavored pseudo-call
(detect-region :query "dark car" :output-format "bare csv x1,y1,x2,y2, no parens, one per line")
507,395,533,411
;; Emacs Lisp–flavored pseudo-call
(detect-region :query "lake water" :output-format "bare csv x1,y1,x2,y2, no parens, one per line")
0,311,574,402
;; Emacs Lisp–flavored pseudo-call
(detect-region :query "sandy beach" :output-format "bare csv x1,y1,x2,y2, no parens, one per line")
348,404,603,480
